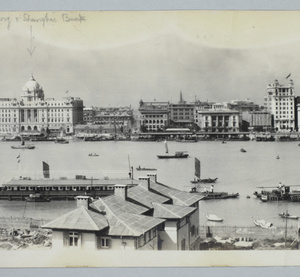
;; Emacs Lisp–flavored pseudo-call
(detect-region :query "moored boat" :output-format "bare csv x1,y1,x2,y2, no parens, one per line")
253,219,273,229
278,212,299,220
157,151,189,159
136,166,157,171
11,136,35,149
206,213,223,222
25,193,50,202
88,153,99,157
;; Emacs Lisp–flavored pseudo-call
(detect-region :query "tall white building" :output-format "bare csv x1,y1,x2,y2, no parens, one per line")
264,79,295,132
0,76,83,135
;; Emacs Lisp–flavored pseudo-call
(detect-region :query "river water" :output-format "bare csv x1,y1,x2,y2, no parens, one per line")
0,139,300,228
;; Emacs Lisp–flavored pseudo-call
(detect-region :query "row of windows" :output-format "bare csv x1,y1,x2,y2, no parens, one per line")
2,186,115,191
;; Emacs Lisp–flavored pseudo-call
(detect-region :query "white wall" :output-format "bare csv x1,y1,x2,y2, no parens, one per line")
159,221,177,250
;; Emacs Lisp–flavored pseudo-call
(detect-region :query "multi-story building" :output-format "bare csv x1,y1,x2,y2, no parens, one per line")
138,101,170,132
0,76,83,135
264,79,295,132
194,108,240,133
242,111,272,132
169,92,195,128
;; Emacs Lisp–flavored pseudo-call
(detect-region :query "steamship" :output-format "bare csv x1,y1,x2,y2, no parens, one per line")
0,162,137,201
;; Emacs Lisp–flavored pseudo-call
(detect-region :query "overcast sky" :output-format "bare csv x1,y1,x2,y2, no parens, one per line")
1,10,300,108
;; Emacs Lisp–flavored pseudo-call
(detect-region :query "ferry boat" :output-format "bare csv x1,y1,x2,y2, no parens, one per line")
254,184,300,202
0,162,137,201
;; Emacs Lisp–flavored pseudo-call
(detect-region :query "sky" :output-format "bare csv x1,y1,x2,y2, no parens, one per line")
1,11,300,108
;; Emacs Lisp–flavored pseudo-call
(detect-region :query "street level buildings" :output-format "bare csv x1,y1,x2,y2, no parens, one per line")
0,76,83,135
264,79,295,132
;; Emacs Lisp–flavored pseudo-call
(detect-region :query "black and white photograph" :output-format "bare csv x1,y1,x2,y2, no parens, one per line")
0,9,300,268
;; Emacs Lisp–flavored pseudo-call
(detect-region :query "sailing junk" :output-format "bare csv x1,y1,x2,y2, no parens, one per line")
43,161,50,178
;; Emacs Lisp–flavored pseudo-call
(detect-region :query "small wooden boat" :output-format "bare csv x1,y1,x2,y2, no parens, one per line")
89,153,99,157
253,219,273,228
206,213,223,222
190,178,218,184
25,193,50,202
157,151,189,159
11,144,35,149
54,138,69,144
157,140,189,159
240,148,247,153
136,166,157,171
276,155,280,159
278,212,299,220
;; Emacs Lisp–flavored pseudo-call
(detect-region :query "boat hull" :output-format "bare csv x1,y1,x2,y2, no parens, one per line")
157,154,189,159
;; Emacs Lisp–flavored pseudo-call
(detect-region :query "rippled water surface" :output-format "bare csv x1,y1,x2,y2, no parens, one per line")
0,139,300,228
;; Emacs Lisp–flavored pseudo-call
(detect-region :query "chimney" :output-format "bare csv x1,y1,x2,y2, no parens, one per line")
75,195,92,209
114,184,128,200
147,173,157,183
138,176,150,190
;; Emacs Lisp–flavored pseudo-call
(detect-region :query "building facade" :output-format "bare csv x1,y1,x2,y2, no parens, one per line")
194,109,240,133
264,79,295,132
169,92,195,128
138,101,170,132
0,76,83,135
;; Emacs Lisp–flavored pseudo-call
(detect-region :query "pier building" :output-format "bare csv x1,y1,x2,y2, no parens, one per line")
0,76,83,136
264,79,295,132
42,174,202,251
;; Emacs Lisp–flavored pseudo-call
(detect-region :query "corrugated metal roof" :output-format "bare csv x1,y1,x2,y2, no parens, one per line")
42,206,109,231
152,202,196,219
92,198,165,236
150,181,204,206
91,195,148,215
107,212,165,236
127,185,170,208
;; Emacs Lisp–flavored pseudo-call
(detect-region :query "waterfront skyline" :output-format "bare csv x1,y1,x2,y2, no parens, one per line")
1,11,300,108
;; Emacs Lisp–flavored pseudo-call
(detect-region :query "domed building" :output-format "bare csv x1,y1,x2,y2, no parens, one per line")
0,75,83,136
21,75,44,102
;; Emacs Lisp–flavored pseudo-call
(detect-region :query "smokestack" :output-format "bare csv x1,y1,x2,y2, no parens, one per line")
138,176,150,190
75,195,92,209
147,173,157,183
114,184,128,200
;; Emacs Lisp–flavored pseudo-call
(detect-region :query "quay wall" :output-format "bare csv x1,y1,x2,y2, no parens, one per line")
200,225,299,241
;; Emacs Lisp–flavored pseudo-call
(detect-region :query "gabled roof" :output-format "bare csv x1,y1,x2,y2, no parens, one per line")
150,181,204,206
91,198,165,236
127,185,170,208
106,212,165,236
91,195,148,215
152,202,196,219
42,206,109,231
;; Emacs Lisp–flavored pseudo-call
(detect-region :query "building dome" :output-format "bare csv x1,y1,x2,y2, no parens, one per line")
22,75,41,92
21,75,44,101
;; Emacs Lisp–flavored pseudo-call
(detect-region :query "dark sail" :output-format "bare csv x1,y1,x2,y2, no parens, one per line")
43,161,50,178
195,158,200,179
